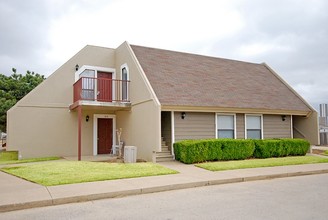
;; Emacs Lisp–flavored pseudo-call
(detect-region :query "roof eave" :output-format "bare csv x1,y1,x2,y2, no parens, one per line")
160,105,310,116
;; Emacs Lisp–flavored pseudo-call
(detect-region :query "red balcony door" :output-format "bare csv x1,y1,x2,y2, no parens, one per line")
97,118,113,154
97,72,112,101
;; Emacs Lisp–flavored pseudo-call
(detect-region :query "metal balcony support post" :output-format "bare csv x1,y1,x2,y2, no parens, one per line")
78,105,82,161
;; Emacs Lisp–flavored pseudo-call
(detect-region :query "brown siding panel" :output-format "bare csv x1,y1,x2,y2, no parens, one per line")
263,115,291,138
174,112,215,142
236,113,245,139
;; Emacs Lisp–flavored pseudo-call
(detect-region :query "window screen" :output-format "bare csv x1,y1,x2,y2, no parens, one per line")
217,115,234,139
246,115,261,139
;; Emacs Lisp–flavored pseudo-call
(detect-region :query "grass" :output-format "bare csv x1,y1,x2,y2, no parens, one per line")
0,157,61,165
0,151,60,165
0,161,178,186
324,150,328,156
0,151,18,161
196,156,328,171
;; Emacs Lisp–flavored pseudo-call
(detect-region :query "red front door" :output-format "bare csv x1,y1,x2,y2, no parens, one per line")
97,72,112,102
97,118,113,154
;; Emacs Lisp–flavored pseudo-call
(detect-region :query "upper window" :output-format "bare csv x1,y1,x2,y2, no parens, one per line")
121,64,129,101
246,115,262,139
217,114,235,139
79,69,95,100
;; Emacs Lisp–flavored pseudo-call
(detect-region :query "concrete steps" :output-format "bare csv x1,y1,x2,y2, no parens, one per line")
156,138,174,162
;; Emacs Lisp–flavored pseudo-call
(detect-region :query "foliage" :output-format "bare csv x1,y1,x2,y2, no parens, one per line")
196,156,328,171
1,162,179,186
253,139,310,158
174,138,310,164
0,68,45,132
174,139,255,164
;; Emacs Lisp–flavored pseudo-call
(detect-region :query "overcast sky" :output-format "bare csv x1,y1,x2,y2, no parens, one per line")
0,0,327,110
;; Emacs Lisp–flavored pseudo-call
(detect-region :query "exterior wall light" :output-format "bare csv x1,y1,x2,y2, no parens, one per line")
75,64,79,71
181,112,186,119
281,115,286,121
86,115,89,122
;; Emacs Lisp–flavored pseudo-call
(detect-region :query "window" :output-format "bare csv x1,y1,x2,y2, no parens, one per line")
246,115,262,139
80,69,95,100
121,65,129,101
217,115,235,139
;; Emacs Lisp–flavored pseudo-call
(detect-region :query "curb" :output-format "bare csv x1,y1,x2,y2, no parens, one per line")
1,169,328,213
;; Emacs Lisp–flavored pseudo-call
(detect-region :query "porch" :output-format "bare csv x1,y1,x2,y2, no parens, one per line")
69,77,131,110
69,77,131,161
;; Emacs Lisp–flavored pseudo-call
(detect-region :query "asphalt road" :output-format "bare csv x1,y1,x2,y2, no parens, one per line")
1,174,328,220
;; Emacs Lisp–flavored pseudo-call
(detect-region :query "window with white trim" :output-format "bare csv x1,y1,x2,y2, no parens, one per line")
122,66,129,101
79,69,95,100
217,114,235,139
246,115,262,139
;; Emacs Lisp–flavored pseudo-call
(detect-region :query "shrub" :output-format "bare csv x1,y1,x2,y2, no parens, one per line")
174,138,310,164
173,139,254,164
253,138,310,158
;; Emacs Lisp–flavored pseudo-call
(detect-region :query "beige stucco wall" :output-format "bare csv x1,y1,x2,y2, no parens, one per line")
114,42,161,161
293,112,319,145
7,46,117,158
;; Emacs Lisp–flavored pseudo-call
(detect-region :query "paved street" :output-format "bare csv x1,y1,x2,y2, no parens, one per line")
1,174,327,220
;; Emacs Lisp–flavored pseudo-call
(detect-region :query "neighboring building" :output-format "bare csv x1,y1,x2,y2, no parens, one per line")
319,104,328,145
6,42,319,161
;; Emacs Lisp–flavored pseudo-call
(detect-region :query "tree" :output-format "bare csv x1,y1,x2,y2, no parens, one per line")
0,68,45,132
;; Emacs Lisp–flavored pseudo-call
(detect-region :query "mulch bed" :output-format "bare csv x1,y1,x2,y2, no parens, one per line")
312,149,326,155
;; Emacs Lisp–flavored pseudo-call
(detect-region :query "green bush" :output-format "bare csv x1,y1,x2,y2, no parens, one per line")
173,139,254,164
253,138,310,158
174,138,310,164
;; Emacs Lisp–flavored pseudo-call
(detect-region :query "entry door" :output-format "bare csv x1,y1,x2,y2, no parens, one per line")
97,71,112,102
97,118,113,154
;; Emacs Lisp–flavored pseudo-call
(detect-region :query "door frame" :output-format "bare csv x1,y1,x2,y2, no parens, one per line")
93,114,116,155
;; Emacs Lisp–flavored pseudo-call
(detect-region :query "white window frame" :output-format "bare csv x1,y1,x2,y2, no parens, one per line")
120,63,129,102
93,114,116,156
215,113,237,139
245,114,263,139
75,65,116,101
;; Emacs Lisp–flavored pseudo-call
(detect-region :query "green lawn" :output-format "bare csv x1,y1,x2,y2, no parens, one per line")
0,151,18,161
196,156,328,171
0,151,60,165
0,157,61,165
1,161,178,186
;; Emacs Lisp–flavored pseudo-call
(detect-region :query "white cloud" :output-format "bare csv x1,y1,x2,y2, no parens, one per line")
0,0,327,109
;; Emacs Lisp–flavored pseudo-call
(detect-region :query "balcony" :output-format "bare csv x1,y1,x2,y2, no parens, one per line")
69,77,131,110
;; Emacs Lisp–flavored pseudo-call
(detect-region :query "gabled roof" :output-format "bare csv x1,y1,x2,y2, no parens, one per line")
131,45,312,114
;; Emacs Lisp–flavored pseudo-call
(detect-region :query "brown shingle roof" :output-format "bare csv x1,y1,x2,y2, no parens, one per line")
131,45,311,113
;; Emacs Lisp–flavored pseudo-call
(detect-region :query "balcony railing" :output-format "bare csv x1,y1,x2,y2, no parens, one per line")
73,77,130,103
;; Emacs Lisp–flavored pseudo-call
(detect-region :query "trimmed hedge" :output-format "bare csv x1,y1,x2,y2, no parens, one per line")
174,139,255,164
253,138,310,158
173,138,310,164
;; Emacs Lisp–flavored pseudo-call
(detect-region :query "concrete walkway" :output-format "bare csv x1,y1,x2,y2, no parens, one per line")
1,159,328,213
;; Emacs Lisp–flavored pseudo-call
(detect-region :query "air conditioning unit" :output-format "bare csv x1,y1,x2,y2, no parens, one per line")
124,146,137,163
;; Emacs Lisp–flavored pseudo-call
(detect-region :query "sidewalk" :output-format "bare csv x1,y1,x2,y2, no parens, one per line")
1,159,328,213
